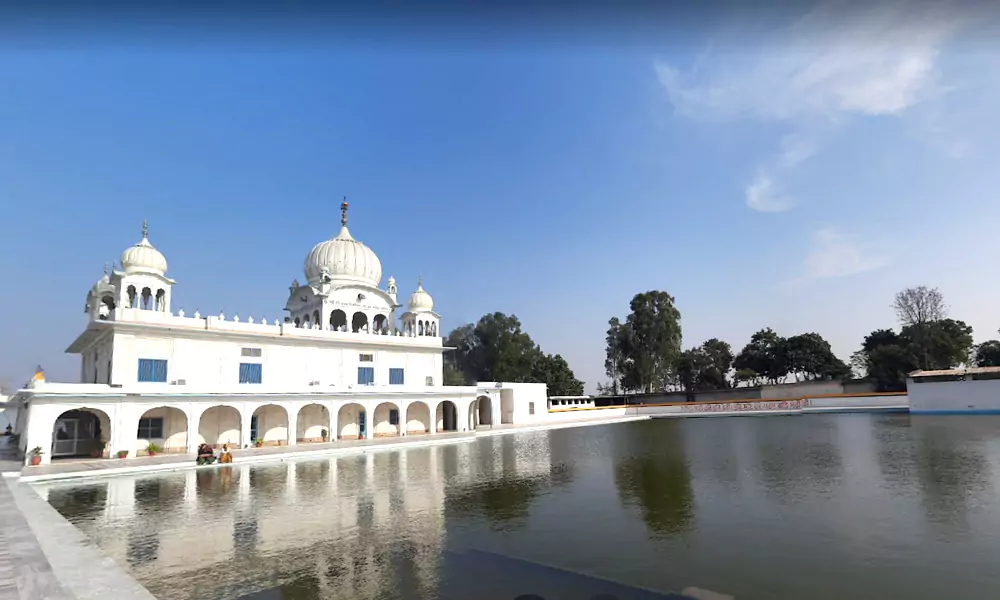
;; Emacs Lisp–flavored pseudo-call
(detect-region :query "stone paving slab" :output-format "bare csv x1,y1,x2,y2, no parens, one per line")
3,477,157,600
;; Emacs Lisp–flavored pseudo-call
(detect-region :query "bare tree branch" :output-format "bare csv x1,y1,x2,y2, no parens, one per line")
893,286,947,327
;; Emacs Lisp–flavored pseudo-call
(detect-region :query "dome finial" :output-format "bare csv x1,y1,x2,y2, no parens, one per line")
418,274,423,289
141,219,149,239
341,197,349,226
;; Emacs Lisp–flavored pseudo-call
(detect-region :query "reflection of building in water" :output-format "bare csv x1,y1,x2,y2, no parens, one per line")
39,434,573,599
40,447,450,599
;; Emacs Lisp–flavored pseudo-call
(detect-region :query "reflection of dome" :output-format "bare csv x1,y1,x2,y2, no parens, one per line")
304,198,382,287
408,279,434,312
120,221,168,276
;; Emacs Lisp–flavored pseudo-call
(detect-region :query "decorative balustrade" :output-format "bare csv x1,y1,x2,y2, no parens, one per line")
107,307,441,343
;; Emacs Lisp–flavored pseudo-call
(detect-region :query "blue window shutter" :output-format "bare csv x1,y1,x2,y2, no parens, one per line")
389,368,404,385
358,367,374,385
138,359,168,382
240,363,263,384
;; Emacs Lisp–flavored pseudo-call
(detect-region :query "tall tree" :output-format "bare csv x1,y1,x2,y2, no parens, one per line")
974,340,1000,367
733,328,789,385
785,332,850,381
603,317,626,395
618,291,683,393
893,286,947,369
677,338,734,395
532,353,585,396
902,318,973,371
444,313,585,394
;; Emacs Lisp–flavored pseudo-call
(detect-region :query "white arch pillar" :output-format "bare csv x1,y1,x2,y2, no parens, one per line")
240,406,252,449
287,406,298,447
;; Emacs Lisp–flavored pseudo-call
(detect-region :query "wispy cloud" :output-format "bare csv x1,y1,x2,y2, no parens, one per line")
655,0,973,212
786,228,893,285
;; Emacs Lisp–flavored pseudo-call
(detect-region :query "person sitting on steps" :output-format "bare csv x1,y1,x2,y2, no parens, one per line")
196,443,216,465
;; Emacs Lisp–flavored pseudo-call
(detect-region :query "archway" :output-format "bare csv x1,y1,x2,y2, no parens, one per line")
352,312,368,333
51,408,111,459
251,404,289,446
469,396,493,430
373,402,401,437
297,404,331,443
198,406,242,448
337,403,366,440
436,400,458,432
373,314,388,334
405,402,430,435
137,406,188,454
330,309,347,332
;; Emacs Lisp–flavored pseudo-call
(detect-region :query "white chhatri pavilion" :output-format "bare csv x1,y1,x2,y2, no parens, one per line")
9,199,550,465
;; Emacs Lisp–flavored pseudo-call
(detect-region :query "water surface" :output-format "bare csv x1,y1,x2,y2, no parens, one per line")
39,414,1000,599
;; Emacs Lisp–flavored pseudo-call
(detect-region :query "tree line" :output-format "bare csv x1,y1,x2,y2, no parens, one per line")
443,312,585,396
599,286,999,396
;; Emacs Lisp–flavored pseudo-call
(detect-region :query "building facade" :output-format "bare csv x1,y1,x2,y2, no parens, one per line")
10,200,553,464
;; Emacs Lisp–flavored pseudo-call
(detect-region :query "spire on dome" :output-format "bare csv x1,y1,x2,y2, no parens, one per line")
341,197,349,226
142,219,149,239
418,274,423,289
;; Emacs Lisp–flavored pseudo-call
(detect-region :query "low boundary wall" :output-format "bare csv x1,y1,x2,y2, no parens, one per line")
548,392,909,419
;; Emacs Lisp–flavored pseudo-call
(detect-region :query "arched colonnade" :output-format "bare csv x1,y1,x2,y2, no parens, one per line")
30,394,501,464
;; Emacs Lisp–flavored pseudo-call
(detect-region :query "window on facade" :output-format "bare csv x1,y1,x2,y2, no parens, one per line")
389,409,399,425
137,359,168,383
241,347,262,358
358,367,375,385
389,368,405,385
425,376,433,386
359,354,374,362
250,415,259,442
239,363,263,384
529,402,535,415
137,417,164,439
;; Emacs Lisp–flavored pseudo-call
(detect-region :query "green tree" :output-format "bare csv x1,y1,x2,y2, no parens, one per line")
532,353,585,396
676,338,734,395
603,317,626,395
901,318,973,371
733,328,788,385
785,332,850,381
893,285,948,369
443,313,585,394
614,291,683,393
974,340,1000,367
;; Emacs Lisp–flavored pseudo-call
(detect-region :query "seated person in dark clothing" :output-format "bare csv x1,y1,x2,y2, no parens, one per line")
196,443,216,465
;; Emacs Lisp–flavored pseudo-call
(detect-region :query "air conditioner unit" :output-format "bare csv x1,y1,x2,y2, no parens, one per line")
308,381,321,386
170,379,187,386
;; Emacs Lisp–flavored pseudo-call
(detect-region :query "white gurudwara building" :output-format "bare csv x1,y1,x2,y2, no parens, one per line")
9,199,554,465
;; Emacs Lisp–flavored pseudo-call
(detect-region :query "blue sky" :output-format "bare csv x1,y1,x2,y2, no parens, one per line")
3,1,1000,393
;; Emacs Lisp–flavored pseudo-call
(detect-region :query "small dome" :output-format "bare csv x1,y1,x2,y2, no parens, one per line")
120,221,168,276
408,278,434,312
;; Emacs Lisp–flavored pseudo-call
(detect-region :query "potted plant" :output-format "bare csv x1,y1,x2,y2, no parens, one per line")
321,428,329,442
145,442,162,457
28,447,43,466
254,438,264,448
116,450,129,459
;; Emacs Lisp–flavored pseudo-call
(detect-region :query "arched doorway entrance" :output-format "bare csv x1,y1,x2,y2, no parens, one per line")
436,401,458,432
373,402,401,437
404,402,430,435
198,406,242,448
469,396,493,430
338,403,366,440
251,405,289,446
52,408,111,458
137,406,188,454
297,404,331,443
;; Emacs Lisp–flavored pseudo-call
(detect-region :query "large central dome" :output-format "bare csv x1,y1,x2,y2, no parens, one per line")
303,199,382,287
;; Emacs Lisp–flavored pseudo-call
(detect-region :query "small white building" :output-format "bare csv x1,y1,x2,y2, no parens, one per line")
907,366,1000,414
9,200,553,464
